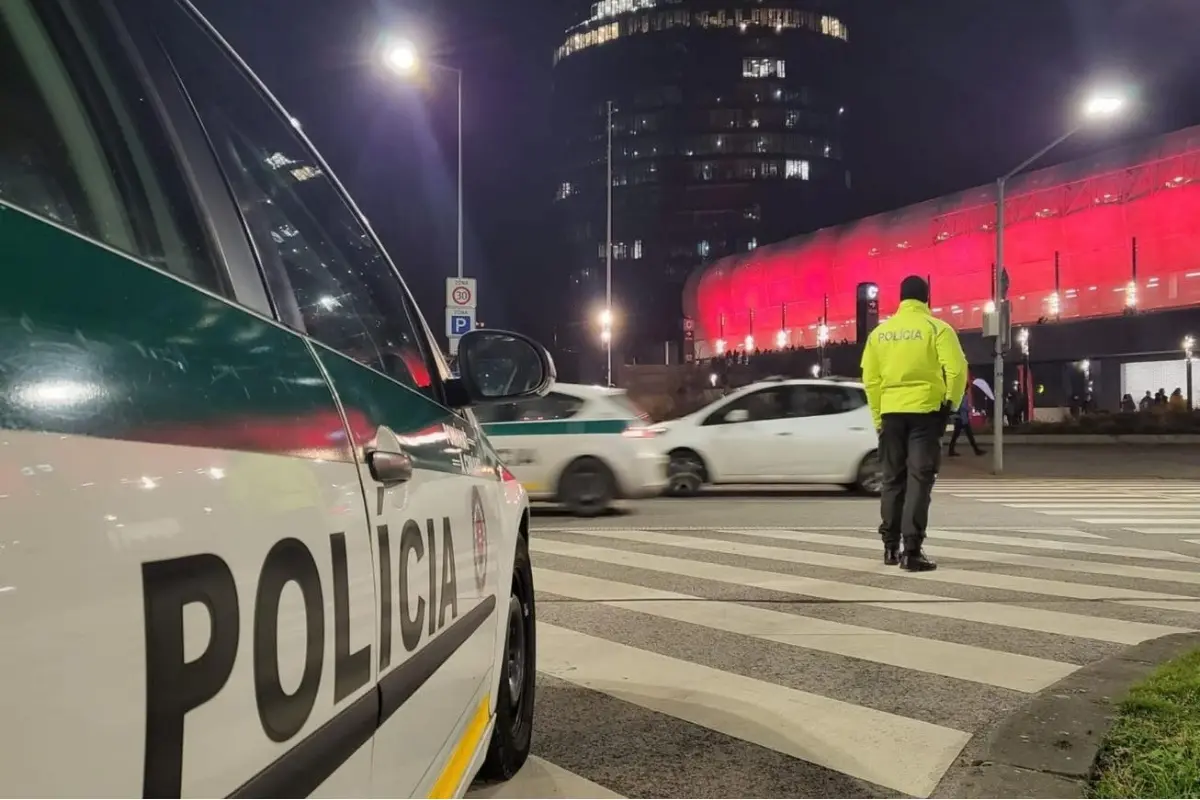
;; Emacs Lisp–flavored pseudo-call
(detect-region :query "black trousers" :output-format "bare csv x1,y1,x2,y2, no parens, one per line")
947,417,981,453
878,411,944,551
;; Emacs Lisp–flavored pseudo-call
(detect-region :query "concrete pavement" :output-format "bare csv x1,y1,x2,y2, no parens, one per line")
470,481,1200,798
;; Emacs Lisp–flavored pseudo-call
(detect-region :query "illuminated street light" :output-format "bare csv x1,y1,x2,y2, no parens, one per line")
1183,335,1194,359
1083,94,1125,118
990,86,1130,473
597,306,614,385
382,40,418,74
744,334,754,350
714,338,726,354
810,364,820,377
775,329,788,349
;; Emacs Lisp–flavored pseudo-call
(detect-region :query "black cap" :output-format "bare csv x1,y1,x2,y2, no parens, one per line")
899,275,929,304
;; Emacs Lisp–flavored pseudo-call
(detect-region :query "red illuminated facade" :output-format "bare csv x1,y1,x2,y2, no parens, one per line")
683,125,1200,355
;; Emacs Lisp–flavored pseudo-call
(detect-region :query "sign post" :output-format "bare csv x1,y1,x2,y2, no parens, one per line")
445,277,477,355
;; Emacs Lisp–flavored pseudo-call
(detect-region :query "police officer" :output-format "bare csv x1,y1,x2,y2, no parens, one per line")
860,275,967,572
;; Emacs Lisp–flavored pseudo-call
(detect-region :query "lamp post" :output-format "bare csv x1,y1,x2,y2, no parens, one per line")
990,91,1126,473
605,100,614,386
384,40,464,280
1185,335,1195,409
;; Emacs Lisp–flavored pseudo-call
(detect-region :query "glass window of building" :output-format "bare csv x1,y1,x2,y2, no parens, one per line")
786,159,811,180
743,58,785,79
697,240,711,257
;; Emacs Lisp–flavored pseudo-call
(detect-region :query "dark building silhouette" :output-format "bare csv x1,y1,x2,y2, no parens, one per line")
550,0,852,372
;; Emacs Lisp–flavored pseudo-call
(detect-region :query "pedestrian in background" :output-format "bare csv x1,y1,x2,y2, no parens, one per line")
947,386,985,457
860,275,968,572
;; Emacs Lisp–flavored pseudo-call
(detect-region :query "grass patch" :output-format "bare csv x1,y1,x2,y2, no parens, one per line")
1088,647,1200,798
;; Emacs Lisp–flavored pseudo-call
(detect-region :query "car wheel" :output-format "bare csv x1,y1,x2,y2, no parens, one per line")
479,534,535,782
666,449,705,497
558,457,615,516
853,451,882,495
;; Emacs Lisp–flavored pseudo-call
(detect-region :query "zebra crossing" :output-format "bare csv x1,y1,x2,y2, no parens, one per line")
480,524,1200,799
934,479,1200,536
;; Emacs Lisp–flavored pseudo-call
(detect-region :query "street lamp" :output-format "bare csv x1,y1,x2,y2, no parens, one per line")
598,308,614,385
990,89,1127,473
383,39,464,280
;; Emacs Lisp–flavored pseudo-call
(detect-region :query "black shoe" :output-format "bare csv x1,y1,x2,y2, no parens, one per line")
883,546,900,566
947,450,959,457
900,551,938,572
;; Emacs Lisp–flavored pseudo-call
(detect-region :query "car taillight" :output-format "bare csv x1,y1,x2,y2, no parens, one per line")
622,425,659,439
500,465,518,482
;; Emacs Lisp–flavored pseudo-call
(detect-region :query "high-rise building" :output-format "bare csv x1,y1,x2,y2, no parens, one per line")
550,0,852,368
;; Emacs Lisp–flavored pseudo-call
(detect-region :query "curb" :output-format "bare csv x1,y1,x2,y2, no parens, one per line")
973,435,1200,445
936,631,1200,799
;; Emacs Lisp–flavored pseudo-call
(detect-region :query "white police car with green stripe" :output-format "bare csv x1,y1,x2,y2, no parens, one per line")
0,1,554,795
475,384,668,515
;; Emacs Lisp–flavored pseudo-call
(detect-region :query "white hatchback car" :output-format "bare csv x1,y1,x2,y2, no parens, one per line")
474,383,668,516
655,377,882,495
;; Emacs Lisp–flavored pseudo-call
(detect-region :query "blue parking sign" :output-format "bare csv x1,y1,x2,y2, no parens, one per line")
450,314,472,335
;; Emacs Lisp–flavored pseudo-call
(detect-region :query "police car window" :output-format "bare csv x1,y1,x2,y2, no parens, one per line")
471,402,517,424
0,0,224,293
151,3,437,394
512,393,583,422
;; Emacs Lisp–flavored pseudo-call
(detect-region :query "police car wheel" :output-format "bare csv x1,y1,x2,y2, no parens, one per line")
853,451,883,495
559,457,615,517
666,449,705,497
480,534,536,781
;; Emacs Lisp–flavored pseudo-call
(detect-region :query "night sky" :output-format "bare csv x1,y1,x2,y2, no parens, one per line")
194,0,1200,340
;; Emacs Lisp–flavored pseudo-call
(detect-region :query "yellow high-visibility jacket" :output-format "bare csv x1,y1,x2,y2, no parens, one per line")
860,299,968,430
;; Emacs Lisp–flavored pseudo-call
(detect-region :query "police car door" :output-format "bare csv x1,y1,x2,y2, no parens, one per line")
147,5,496,796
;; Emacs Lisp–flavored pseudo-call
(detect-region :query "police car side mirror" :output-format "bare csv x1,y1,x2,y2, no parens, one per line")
447,329,556,409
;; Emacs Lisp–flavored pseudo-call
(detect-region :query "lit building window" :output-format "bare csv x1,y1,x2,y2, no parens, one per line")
556,10,848,63
588,0,657,23
746,238,758,251
821,15,847,40
633,239,644,259
698,240,711,257
743,58,785,79
555,181,575,200
785,159,810,180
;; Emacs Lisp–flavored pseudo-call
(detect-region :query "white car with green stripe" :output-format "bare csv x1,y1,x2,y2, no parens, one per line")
475,384,668,515
0,1,552,796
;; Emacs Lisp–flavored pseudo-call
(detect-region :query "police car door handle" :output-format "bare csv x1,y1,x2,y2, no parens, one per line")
366,448,413,484
848,426,867,431
775,431,793,436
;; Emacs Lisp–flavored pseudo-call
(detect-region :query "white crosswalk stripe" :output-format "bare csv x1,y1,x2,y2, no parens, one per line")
934,478,1200,536
501,524,1199,799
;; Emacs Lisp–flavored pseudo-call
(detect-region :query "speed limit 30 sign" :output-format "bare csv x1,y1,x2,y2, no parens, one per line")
446,277,477,309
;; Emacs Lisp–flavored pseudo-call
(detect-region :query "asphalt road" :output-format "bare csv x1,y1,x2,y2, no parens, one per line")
470,476,1200,799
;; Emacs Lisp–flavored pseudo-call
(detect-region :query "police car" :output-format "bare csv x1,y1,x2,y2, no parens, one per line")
0,1,553,795
655,377,882,495
474,383,668,516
